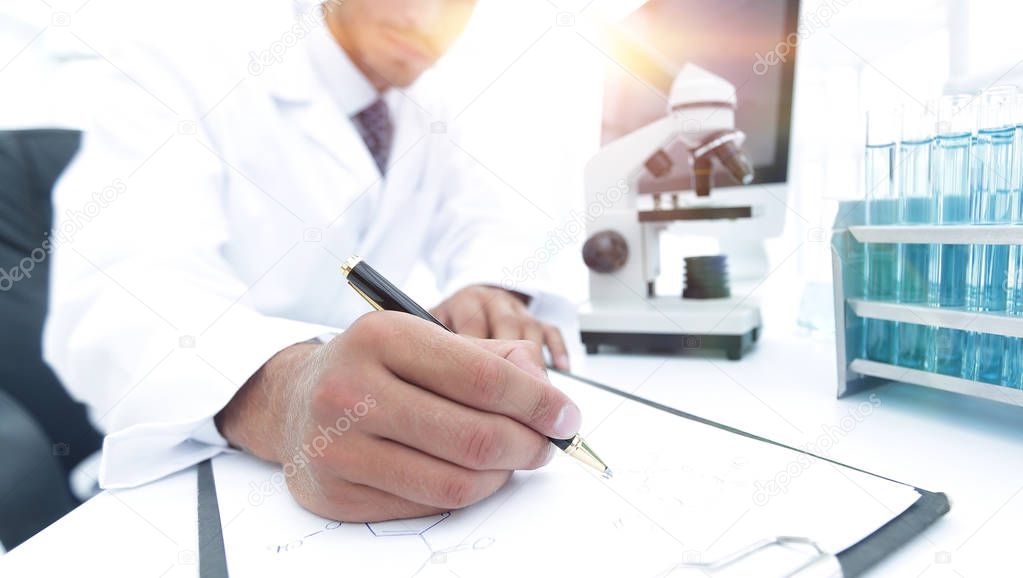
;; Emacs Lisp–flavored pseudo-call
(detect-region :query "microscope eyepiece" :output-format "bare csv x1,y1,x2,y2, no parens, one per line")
714,139,754,185
690,130,755,192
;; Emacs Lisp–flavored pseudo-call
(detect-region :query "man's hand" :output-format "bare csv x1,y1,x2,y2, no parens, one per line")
430,285,570,370
215,312,582,522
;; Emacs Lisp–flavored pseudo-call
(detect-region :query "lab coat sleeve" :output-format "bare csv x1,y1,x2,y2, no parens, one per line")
42,44,336,488
420,126,575,322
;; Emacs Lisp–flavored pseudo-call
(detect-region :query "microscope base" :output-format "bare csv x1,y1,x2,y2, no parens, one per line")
581,328,758,360
578,299,762,360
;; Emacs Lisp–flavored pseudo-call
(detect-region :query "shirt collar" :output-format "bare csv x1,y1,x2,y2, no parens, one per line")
306,16,380,117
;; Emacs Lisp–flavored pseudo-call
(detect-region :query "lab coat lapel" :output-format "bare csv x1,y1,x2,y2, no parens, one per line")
265,48,382,210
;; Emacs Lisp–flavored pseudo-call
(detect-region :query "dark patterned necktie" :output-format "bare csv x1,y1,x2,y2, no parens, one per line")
351,99,393,174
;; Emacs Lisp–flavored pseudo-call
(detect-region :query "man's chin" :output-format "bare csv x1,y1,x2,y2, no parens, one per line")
383,68,426,89
367,58,430,90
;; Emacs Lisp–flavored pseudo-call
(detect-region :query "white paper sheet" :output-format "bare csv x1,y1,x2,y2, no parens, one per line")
214,372,921,577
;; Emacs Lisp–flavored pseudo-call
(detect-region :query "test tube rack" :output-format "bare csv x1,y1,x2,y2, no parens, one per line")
831,200,1023,407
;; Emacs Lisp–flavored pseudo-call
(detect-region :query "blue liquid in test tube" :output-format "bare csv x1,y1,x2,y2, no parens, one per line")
1003,91,1023,389
896,107,934,369
927,96,973,376
1005,254,1023,388
964,87,1016,384
864,108,899,364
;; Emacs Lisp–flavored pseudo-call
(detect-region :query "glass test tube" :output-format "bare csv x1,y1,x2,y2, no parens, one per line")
964,86,1017,384
1003,90,1023,389
1005,248,1023,388
864,107,899,364
896,104,935,369
927,95,974,376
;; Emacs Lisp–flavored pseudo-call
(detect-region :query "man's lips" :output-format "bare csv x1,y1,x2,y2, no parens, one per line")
382,28,432,63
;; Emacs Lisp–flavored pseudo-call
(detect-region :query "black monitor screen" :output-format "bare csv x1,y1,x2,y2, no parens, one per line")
601,0,799,192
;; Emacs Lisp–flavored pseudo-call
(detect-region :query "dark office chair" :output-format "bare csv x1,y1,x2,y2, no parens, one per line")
0,129,103,549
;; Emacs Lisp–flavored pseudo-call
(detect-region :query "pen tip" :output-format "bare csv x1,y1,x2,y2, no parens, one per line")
602,468,614,480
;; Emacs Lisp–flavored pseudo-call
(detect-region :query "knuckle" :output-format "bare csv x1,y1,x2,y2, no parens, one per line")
438,472,476,509
310,383,342,422
465,312,488,330
492,313,518,329
310,375,361,419
471,357,508,405
461,420,502,469
348,312,391,344
518,339,543,358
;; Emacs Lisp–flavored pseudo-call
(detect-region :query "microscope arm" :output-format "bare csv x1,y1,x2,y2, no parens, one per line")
583,115,681,209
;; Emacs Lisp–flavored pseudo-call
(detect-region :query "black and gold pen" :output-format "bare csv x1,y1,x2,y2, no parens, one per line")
341,255,612,477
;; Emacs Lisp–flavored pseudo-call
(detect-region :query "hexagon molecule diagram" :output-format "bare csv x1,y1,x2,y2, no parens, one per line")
366,512,451,537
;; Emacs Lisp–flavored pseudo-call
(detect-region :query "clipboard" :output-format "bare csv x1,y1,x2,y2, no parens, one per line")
195,370,949,578
560,370,950,578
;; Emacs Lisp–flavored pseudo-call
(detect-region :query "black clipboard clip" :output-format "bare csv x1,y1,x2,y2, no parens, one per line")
661,536,841,578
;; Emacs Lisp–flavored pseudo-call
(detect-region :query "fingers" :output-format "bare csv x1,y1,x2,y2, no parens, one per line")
435,288,571,372
482,296,571,371
297,476,447,522
355,313,582,439
446,290,490,338
430,306,452,328
472,338,547,381
330,435,513,510
543,324,570,371
522,322,545,350
488,296,526,341
366,375,552,471
486,320,571,373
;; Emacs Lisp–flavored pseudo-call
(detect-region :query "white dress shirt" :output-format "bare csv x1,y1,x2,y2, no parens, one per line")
43,0,568,489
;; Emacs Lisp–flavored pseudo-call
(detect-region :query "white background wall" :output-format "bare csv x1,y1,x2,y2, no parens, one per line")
4,0,1023,315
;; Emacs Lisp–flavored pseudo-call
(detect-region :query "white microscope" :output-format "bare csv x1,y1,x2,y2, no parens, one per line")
579,64,768,360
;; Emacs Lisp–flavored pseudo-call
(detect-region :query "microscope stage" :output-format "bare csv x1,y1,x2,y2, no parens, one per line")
579,297,761,359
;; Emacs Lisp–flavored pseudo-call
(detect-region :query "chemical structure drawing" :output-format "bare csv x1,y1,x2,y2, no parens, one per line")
266,511,496,576
265,520,344,554
266,513,452,554
366,512,451,537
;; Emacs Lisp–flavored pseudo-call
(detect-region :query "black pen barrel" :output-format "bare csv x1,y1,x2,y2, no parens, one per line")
347,259,448,329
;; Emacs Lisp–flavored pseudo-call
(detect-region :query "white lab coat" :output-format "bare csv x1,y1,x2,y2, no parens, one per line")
43,0,567,489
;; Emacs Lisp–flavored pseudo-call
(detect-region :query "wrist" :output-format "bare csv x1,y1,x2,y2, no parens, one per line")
215,341,320,463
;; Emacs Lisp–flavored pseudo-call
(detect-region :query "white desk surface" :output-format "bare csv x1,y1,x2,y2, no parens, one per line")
2,332,1022,577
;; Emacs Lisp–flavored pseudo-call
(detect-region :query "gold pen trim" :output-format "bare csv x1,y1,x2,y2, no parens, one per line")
562,434,612,477
348,282,384,311
340,255,364,278
341,256,381,311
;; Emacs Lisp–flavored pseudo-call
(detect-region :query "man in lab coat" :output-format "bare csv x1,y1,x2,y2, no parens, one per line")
44,0,580,521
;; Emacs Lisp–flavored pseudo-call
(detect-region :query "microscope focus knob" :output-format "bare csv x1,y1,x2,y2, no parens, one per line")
582,230,629,274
